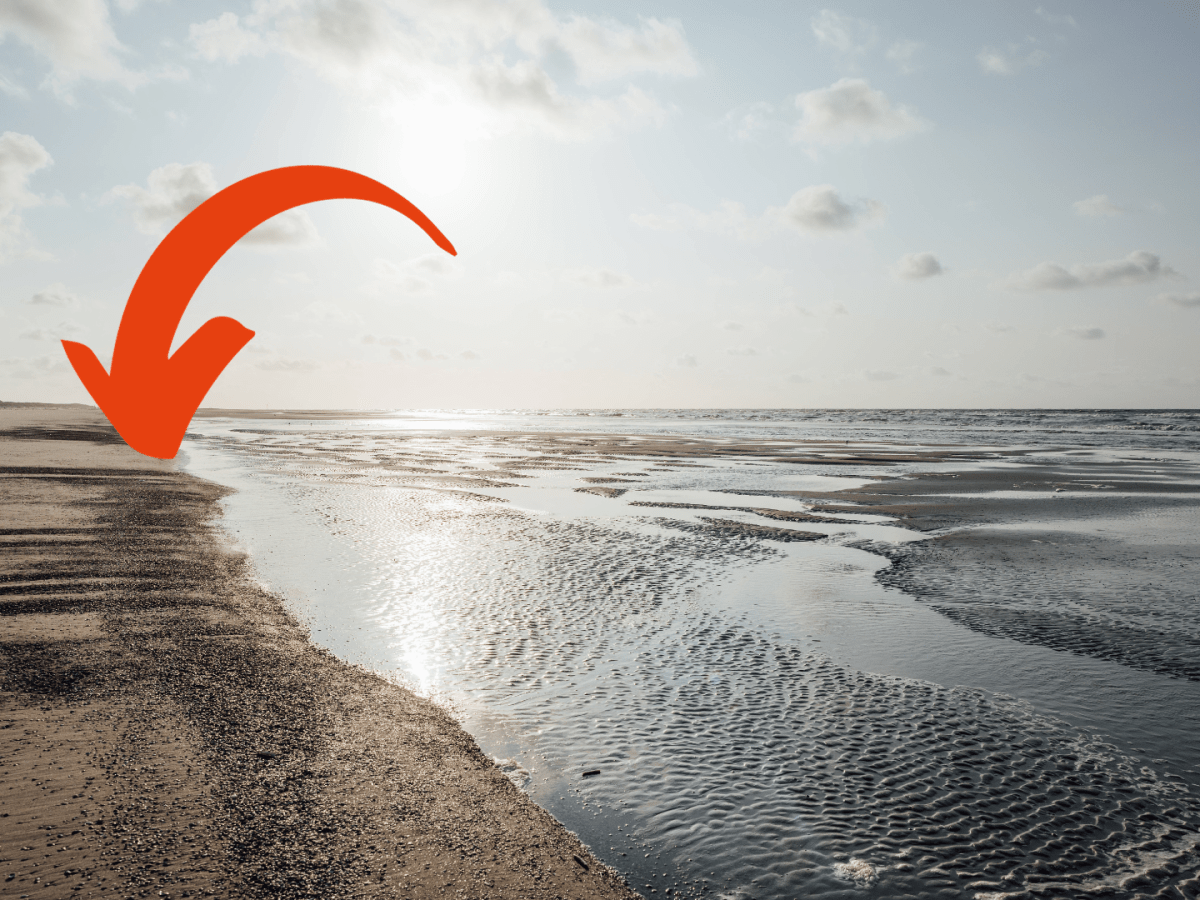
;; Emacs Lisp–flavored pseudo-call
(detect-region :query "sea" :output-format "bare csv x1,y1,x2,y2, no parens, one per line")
179,409,1200,900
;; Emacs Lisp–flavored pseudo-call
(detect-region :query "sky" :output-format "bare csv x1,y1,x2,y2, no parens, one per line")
1,0,1198,409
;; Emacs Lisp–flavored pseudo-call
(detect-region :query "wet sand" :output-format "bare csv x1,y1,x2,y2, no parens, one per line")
0,407,640,900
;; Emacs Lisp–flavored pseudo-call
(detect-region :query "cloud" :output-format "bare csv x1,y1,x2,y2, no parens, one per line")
727,347,758,356
810,10,875,54
634,185,882,239
1073,194,1124,217
1158,292,1200,309
1065,326,1105,340
239,208,319,247
978,45,1049,75
370,253,460,293
776,185,884,233
107,162,216,234
107,162,321,246
255,357,321,372
630,200,758,239
28,282,77,306
721,321,743,331
675,354,697,367
0,0,146,97
362,334,412,347
20,321,81,340
985,321,1015,333
186,2,695,141
885,40,922,73
0,354,70,378
1035,7,1077,27
188,11,267,63
929,366,951,376
1005,251,1179,290
556,16,698,83
561,266,634,288
460,349,480,360
792,78,926,146
865,370,898,381
292,299,361,327
0,131,53,263
468,60,664,140
895,252,943,280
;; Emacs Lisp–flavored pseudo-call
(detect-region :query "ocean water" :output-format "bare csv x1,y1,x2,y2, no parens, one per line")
180,410,1200,899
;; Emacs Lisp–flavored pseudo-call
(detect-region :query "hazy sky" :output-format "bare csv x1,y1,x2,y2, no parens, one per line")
2,1,1198,409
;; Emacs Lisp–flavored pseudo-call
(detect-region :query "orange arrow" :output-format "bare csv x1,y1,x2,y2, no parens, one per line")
62,165,455,459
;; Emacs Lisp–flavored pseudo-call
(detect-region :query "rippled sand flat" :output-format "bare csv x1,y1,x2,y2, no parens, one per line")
182,418,1200,900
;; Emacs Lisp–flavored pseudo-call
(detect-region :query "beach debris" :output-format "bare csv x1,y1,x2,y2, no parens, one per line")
582,769,601,778
833,857,878,885
492,756,531,789
572,854,590,870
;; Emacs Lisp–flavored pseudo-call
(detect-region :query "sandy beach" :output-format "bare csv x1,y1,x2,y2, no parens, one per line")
0,406,641,900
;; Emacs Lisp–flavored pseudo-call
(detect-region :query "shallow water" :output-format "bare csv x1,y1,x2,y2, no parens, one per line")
181,412,1200,899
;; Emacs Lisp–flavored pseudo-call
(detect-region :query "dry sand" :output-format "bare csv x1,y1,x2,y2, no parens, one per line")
0,406,641,900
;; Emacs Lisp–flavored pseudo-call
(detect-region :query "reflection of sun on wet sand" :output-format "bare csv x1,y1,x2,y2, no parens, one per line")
0,405,640,899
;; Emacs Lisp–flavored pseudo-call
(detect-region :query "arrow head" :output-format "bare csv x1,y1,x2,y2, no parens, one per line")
62,316,255,459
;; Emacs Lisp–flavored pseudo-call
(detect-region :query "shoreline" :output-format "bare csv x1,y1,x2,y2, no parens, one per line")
0,408,641,900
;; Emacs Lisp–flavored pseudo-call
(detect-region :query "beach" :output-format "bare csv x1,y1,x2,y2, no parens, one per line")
0,406,640,900
5,406,1200,900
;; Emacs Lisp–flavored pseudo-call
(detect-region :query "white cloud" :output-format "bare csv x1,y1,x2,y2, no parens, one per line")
721,101,779,141
188,12,267,63
292,299,361,327
107,162,216,234
675,353,697,367
775,185,884,233
634,185,882,239
793,78,926,146
28,282,77,306
631,200,758,239
0,354,70,378
0,72,28,98
186,1,696,141
369,253,460,293
561,266,634,288
811,10,875,54
256,357,321,372
107,162,321,246
1035,7,1077,27
929,366,951,376
1158,292,1200,309
20,321,81,340
1065,326,1105,340
0,0,145,98
460,349,480,360
1005,251,1179,290
895,251,943,280
865,370,898,381
362,333,412,347
885,39,922,73
0,131,53,262
556,16,698,83
721,321,743,331
240,208,320,247
1073,194,1124,217
469,60,664,140
978,44,1049,75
